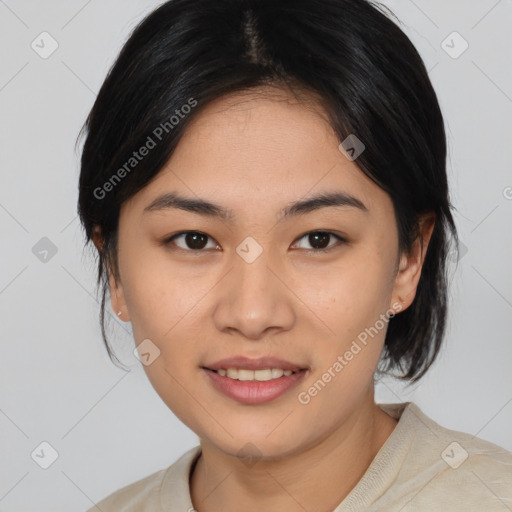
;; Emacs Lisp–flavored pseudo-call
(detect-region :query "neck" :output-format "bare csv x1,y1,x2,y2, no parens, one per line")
190,392,398,512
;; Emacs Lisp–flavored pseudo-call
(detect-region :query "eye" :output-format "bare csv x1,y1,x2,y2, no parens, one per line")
164,230,346,253
165,231,220,251
292,231,346,252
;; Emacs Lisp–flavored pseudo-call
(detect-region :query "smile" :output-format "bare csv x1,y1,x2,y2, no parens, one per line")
202,367,308,404
212,368,298,381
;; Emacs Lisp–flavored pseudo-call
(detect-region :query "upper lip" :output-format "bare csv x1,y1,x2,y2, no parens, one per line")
203,356,308,372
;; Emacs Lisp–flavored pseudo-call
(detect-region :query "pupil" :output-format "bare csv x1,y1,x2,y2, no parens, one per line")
310,232,330,249
186,232,207,249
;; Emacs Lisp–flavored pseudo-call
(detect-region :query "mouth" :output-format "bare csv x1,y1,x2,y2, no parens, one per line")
201,358,309,404
204,367,304,381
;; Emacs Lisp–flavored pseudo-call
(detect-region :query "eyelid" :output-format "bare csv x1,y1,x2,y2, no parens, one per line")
165,231,220,252
291,231,347,252
164,230,347,252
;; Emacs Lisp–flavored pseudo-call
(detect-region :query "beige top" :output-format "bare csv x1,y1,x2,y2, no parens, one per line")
86,402,512,511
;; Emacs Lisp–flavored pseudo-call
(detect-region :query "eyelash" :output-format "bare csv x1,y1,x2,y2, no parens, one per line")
163,230,347,254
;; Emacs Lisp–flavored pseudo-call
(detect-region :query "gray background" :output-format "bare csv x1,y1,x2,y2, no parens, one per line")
0,1,511,510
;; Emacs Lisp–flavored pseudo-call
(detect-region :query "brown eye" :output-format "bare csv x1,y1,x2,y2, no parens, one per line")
292,231,346,252
309,232,331,249
166,231,218,251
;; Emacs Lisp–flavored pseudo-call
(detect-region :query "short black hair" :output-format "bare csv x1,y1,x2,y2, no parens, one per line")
77,0,459,382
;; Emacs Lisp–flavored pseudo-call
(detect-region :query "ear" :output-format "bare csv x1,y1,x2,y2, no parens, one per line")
92,225,131,322
389,212,436,314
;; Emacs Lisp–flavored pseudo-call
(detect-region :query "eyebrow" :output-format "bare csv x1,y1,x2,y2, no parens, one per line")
142,191,369,221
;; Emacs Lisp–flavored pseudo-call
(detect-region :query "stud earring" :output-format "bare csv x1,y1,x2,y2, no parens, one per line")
117,311,122,316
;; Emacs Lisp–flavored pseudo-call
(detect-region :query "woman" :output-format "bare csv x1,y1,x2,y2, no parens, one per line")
78,0,511,510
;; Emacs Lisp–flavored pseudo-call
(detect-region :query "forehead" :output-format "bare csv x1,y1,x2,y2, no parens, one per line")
183,86,333,147
122,87,393,221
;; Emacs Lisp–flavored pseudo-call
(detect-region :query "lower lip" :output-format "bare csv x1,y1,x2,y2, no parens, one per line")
202,368,307,405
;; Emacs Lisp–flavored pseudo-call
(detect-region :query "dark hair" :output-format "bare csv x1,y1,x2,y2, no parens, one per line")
77,0,459,382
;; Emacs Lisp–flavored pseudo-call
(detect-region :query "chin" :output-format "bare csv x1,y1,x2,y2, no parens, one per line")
201,422,311,462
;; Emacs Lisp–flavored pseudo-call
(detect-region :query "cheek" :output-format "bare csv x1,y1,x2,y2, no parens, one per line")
121,257,205,422
296,270,392,414
297,253,394,336
120,248,195,332
294,256,395,404
121,257,216,391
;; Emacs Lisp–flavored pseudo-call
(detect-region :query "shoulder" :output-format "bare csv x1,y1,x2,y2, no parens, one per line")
381,402,512,510
85,446,201,512
85,467,167,512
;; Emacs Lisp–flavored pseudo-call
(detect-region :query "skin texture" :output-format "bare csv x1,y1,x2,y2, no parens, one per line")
94,86,435,512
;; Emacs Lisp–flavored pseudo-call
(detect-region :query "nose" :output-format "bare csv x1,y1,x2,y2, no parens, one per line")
212,247,296,341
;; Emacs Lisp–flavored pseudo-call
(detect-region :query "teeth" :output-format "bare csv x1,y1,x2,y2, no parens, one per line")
226,368,238,379
238,369,257,381
214,368,296,381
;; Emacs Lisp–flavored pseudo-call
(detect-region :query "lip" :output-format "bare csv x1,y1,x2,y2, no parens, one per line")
202,367,308,405
203,356,308,372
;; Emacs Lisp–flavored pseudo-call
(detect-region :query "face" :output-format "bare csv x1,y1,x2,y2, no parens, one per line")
105,87,430,459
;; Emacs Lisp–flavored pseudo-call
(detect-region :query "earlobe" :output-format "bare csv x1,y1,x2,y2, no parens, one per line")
108,272,131,322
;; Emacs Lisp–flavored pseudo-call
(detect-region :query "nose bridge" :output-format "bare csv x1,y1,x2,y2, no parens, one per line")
213,241,295,339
